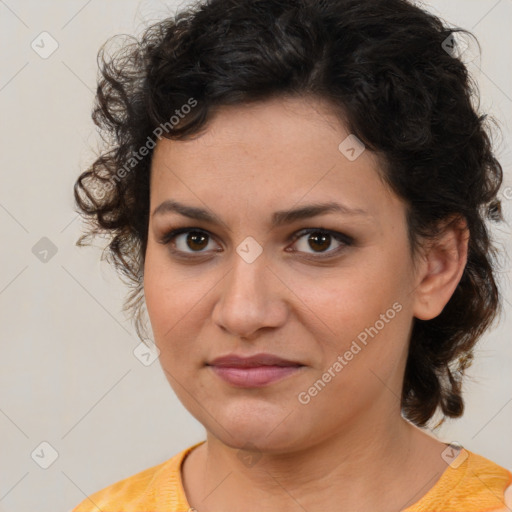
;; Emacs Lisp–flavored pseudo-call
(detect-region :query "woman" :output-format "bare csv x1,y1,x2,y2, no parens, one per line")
72,0,512,510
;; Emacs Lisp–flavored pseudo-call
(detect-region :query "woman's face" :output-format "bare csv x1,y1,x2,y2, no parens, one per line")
144,96,424,451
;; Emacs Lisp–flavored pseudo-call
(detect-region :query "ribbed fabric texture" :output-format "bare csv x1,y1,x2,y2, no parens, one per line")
71,441,205,512
403,448,512,512
72,442,512,512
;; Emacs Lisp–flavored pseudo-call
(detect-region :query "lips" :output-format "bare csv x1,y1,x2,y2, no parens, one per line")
206,353,304,387
207,353,303,368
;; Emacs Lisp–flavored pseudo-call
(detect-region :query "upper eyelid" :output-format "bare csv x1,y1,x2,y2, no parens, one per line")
160,226,352,252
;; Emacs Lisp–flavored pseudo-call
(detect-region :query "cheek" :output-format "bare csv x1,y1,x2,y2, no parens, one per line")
296,260,406,337
143,247,210,365
143,247,183,349
298,254,412,379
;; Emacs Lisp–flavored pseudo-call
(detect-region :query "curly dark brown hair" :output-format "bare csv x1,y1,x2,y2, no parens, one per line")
74,0,506,428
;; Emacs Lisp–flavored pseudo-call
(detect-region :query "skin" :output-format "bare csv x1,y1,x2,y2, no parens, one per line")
143,95,469,512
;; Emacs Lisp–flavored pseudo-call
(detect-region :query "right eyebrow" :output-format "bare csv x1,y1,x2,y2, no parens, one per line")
152,199,373,228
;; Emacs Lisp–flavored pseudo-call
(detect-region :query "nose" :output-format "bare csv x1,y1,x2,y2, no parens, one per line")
211,249,288,340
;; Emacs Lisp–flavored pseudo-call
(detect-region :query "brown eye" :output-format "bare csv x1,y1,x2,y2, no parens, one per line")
305,232,332,252
159,227,353,260
289,229,353,258
159,228,219,254
184,231,209,251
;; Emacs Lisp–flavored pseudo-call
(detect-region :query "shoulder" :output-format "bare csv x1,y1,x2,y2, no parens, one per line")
408,448,512,512
71,459,169,511
451,450,512,511
71,442,203,512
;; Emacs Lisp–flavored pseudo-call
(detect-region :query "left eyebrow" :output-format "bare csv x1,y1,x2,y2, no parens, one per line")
151,200,372,227
271,201,372,227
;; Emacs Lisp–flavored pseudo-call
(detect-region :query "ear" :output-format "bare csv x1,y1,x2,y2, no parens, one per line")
412,215,469,321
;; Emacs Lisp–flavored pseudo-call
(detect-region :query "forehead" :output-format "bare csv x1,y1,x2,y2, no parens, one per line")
154,96,345,164
149,96,400,224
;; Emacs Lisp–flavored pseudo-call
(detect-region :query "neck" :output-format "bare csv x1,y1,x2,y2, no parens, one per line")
182,407,448,512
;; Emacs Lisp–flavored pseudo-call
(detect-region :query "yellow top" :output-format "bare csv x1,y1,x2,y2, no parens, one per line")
72,441,512,512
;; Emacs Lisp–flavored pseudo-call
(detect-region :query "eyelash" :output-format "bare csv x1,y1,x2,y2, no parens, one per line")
158,227,354,260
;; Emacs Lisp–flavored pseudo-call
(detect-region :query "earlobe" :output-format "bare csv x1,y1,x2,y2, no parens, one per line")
412,216,469,321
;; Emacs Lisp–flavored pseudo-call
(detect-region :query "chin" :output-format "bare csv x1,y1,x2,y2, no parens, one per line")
204,404,309,454
215,429,300,454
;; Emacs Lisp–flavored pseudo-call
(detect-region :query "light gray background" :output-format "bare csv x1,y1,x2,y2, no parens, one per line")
0,1,511,511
